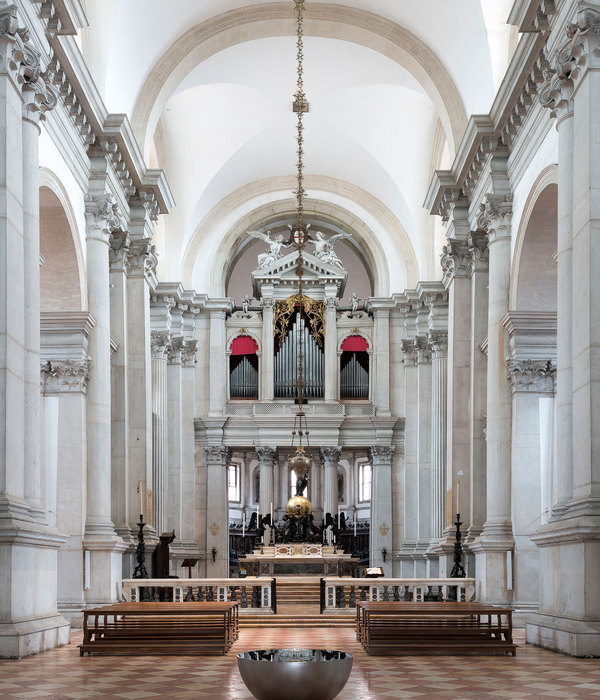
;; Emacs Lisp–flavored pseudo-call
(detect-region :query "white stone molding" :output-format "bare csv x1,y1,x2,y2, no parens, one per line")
401,338,419,367
167,336,184,365
506,358,557,393
478,194,513,244
40,358,91,395
150,330,170,360
440,239,471,287
84,194,122,244
428,330,448,360
181,339,198,367
468,231,489,276
205,445,229,466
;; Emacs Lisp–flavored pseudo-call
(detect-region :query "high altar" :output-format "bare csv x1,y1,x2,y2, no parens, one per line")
243,544,353,577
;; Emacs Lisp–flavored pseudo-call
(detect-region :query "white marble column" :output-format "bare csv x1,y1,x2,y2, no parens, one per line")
415,336,432,574
83,188,126,604
472,194,514,605
257,446,277,543
208,304,229,415
180,338,199,551
429,331,448,542
261,292,274,402
321,446,341,529
400,337,418,574
205,444,229,576
540,58,574,513
167,337,183,537
151,330,169,535
324,289,338,401
467,232,489,544
370,445,394,575
373,308,391,416
22,76,55,517
436,233,472,575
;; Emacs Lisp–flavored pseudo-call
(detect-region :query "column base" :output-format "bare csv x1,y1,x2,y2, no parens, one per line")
527,613,600,657
0,614,70,659
469,526,514,605
82,535,127,605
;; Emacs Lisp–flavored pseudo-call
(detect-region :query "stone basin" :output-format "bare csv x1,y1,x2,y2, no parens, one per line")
237,648,353,700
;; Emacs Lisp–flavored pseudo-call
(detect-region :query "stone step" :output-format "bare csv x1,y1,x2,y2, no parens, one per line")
240,615,354,628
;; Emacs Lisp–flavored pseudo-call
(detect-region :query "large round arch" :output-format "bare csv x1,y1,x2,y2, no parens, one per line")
131,3,467,161
510,166,558,312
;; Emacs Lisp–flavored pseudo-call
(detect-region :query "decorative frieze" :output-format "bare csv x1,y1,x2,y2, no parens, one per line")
40,358,91,394
506,358,557,393
440,239,471,286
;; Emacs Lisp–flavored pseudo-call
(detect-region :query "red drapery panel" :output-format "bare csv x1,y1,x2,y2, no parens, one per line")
231,335,258,355
341,335,368,352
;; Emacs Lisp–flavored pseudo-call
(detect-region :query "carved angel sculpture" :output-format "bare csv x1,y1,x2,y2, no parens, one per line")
311,231,351,268
247,229,288,268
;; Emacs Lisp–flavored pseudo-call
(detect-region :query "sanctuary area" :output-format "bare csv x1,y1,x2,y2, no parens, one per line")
0,0,599,667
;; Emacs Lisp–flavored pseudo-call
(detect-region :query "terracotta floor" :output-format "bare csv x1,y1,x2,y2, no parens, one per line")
1,628,599,699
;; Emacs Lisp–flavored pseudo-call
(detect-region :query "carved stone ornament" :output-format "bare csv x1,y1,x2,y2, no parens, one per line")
0,5,57,119
428,330,448,359
127,238,158,283
401,338,418,367
506,358,557,393
416,336,432,364
478,194,513,244
468,231,489,275
566,7,600,85
150,330,170,360
370,445,395,465
206,445,229,465
440,239,470,286
256,446,278,466
84,193,123,243
109,230,130,270
167,336,184,364
181,339,198,367
539,40,575,122
40,358,91,395
320,446,342,466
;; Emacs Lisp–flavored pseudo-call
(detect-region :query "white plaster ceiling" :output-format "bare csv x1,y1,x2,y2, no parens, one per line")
80,0,512,295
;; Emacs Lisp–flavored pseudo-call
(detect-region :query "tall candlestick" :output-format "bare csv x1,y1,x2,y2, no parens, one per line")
242,512,246,537
138,480,143,518
456,479,461,515
354,510,357,537
270,501,273,523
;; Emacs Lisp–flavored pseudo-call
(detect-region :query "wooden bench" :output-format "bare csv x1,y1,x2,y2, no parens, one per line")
79,602,239,656
356,601,516,656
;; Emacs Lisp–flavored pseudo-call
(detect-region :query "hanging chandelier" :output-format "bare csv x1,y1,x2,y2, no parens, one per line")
286,0,313,521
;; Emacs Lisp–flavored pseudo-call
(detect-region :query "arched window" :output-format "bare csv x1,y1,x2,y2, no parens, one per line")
340,335,369,399
230,335,258,399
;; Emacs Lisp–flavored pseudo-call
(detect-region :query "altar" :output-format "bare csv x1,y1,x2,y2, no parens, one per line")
241,544,354,577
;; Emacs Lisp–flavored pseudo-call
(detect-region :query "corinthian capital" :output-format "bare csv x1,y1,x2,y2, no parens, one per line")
320,446,341,466
256,446,278,467
401,338,418,367
206,445,229,465
370,445,395,465
506,358,557,393
539,42,575,123
478,194,513,244
127,238,158,284
468,231,489,275
40,359,91,395
151,330,170,360
84,194,123,244
440,239,470,286
181,339,198,367
428,330,448,359
567,6,600,78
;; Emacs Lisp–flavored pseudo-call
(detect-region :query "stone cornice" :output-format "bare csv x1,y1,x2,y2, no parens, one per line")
152,282,208,312
508,0,557,33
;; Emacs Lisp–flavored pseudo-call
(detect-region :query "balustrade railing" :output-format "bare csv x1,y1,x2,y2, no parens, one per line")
122,578,275,612
320,577,476,612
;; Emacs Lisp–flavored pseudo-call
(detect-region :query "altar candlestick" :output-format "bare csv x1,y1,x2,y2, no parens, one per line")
354,510,357,537
270,502,273,524
137,481,143,518
242,512,246,537
456,479,461,515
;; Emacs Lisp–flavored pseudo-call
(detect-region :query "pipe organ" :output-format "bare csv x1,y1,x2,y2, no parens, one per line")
230,354,259,398
274,311,324,398
340,351,369,399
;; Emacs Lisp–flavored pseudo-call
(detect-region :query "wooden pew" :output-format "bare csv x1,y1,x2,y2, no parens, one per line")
80,602,239,656
356,601,516,656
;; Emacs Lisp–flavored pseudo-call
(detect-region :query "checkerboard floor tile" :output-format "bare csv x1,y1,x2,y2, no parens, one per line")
0,629,599,699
